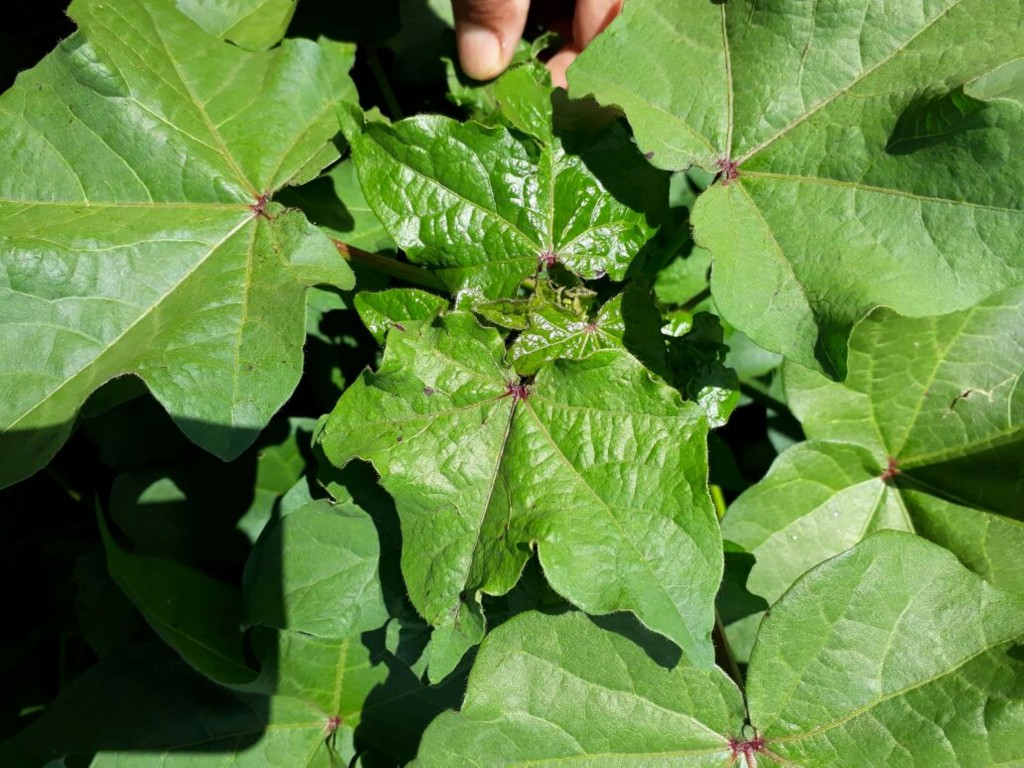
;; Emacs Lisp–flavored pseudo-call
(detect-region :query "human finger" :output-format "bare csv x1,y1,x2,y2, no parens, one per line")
572,0,622,49
452,0,530,80
546,45,579,89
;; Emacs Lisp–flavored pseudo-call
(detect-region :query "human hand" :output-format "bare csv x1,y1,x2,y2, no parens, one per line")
452,0,623,88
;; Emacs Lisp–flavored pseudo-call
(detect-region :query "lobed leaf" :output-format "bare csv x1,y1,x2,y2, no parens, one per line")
724,285,1024,601
317,311,720,679
571,0,1024,371
0,0,355,489
748,532,1024,765
339,91,657,297
415,533,1024,766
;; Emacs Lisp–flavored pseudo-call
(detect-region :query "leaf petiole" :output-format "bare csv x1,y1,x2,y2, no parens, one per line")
332,239,447,291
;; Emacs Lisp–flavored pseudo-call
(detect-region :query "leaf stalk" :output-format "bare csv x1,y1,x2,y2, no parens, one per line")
332,239,447,291
714,608,744,693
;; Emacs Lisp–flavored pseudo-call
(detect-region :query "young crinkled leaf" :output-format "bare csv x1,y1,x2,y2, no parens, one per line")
502,280,667,377
0,0,356,489
570,0,1024,373
723,285,1024,602
414,532,1024,767
354,288,449,345
338,77,658,298
317,311,720,681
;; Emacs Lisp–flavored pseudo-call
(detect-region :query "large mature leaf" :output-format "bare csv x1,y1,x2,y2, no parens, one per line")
415,532,1024,766
317,311,720,679
747,532,1024,765
724,285,1024,601
339,87,657,298
0,0,355,489
571,0,1024,371
415,611,745,767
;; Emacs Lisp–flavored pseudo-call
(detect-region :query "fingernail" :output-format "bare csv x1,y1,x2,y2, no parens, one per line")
458,24,504,81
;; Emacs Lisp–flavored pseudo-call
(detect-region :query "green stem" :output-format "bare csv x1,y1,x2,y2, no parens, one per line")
714,608,745,693
333,239,447,292
710,484,727,520
681,287,712,313
738,381,786,412
365,45,403,120
738,382,803,440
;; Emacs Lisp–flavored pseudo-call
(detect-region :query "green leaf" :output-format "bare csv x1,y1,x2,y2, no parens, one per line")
253,627,461,764
386,0,453,85
508,293,620,376
571,0,1024,371
318,312,720,678
414,611,746,767
0,623,446,766
654,246,711,307
507,282,666,377
969,58,1024,103
666,313,740,429
0,642,333,768
747,532,1024,765
0,0,356,489
354,288,448,345
105,414,314,563
276,158,397,257
74,546,142,658
175,0,297,50
446,50,550,126
723,441,910,604
339,98,656,297
98,511,257,686
415,533,1024,766
724,286,1024,600
245,500,389,637
237,416,317,542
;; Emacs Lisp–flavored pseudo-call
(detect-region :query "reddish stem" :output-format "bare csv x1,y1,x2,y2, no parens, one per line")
881,456,902,483
717,157,740,184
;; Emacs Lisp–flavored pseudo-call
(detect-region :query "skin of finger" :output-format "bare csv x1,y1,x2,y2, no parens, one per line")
572,0,623,48
452,0,530,80
546,45,580,89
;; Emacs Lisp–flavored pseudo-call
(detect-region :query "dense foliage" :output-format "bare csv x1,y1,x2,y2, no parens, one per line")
1,0,1022,765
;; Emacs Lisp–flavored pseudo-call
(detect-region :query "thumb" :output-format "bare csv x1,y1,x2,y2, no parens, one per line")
452,0,529,81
